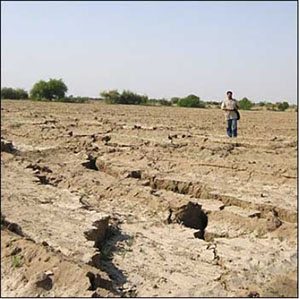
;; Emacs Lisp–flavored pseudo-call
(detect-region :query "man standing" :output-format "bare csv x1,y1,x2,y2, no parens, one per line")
221,91,239,137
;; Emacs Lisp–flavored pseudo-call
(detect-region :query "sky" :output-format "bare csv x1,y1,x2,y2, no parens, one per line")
1,1,297,103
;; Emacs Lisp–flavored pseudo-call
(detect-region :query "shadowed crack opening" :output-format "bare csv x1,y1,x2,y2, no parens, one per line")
1,213,25,237
36,175,52,185
1,139,19,155
36,276,53,291
86,271,113,292
94,225,130,285
82,154,98,170
167,202,208,239
84,218,129,295
126,170,141,179
26,163,53,173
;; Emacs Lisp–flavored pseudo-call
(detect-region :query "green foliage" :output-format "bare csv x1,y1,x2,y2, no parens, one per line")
55,96,89,103
258,101,266,107
238,97,254,110
100,90,120,104
265,102,274,110
1,87,28,99
100,90,148,105
171,97,180,105
145,99,160,106
206,101,221,105
157,98,172,106
140,95,148,105
277,101,289,111
120,90,145,105
178,94,205,108
30,78,67,100
30,80,50,100
11,255,22,269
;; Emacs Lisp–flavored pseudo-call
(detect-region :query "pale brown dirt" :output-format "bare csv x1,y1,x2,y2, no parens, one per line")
1,100,297,297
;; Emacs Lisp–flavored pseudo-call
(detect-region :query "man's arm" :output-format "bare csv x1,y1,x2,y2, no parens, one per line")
221,101,226,110
221,103,231,111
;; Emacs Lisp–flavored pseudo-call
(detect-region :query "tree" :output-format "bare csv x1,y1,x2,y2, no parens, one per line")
47,79,68,100
178,94,205,108
1,87,17,99
30,79,67,100
238,97,253,110
1,87,28,99
30,80,49,100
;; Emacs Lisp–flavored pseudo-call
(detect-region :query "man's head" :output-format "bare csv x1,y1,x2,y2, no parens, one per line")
226,91,233,99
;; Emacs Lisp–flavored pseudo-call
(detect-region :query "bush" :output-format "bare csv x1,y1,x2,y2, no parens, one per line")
178,94,205,108
56,96,89,103
100,90,120,104
171,97,180,105
140,95,148,105
30,78,67,101
145,99,159,106
238,97,253,110
206,101,221,105
258,101,266,107
277,101,289,111
1,87,28,99
120,90,145,105
100,90,148,105
158,98,172,106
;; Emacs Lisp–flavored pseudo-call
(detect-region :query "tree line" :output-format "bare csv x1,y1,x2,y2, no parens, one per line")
1,78,295,111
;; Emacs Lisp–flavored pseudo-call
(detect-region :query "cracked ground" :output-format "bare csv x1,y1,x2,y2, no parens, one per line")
1,100,297,297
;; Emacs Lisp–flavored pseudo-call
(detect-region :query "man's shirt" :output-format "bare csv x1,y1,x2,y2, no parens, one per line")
221,98,238,120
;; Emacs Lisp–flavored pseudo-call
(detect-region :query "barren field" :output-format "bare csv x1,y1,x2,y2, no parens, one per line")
1,100,297,297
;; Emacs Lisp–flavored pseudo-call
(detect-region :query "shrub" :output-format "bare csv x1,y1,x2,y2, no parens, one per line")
258,101,266,107
56,96,89,103
100,90,120,104
119,90,144,105
206,101,221,105
238,97,253,110
178,94,205,108
30,78,67,101
100,90,148,105
11,255,22,269
145,99,159,106
277,101,289,111
140,95,148,105
1,87,28,99
158,98,172,106
171,97,180,105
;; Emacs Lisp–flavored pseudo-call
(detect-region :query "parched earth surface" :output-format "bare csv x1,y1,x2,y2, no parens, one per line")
1,100,297,297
